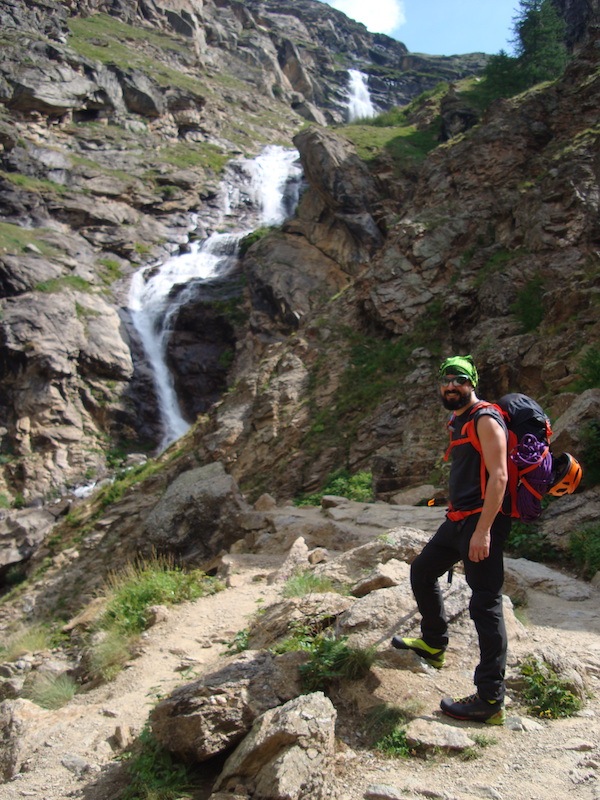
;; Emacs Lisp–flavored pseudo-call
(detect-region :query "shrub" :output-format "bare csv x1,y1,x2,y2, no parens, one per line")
511,275,545,332
506,520,560,562
575,345,600,390
374,726,412,758
569,525,600,580
298,633,377,693
295,469,373,506
518,654,583,718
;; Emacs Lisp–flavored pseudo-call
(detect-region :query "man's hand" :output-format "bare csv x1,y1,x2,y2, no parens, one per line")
469,528,491,562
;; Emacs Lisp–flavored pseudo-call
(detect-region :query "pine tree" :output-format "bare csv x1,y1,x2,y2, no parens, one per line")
483,0,568,101
513,0,568,85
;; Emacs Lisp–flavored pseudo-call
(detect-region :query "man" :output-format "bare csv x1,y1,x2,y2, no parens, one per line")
392,354,511,725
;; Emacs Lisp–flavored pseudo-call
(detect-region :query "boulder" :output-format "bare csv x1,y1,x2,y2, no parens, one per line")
150,650,302,761
143,462,250,562
212,692,337,800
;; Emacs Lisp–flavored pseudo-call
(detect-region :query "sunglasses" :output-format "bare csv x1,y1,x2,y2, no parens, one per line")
439,375,471,387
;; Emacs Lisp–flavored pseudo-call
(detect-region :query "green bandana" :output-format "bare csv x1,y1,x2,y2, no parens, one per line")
438,355,479,387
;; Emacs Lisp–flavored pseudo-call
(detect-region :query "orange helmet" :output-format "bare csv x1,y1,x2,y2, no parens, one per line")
548,453,583,497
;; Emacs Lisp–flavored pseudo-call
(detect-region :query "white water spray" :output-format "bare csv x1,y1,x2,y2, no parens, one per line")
346,69,376,121
128,146,303,450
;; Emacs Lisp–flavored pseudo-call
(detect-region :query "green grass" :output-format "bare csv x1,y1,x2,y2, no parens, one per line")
2,624,59,661
519,654,583,718
0,220,62,257
102,558,224,636
506,519,560,562
282,571,339,597
374,726,412,758
0,169,67,195
148,142,230,174
35,276,93,293
26,673,78,710
340,121,440,167
86,627,137,683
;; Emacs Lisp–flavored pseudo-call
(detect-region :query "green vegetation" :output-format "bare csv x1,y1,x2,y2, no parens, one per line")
223,628,250,655
518,654,583,718
482,0,568,101
96,460,167,509
0,220,61,257
1,624,60,661
120,724,198,800
239,226,273,256
85,556,224,683
150,142,230,174
87,627,137,683
67,14,207,97
340,116,440,167
506,519,559,562
511,275,545,332
282,570,339,597
368,704,415,758
26,673,78,710
98,257,124,286
298,633,377,693
35,276,93,293
374,725,412,758
569,525,600,580
304,333,413,456
295,469,373,506
101,557,224,636
580,420,600,486
0,169,67,195
575,345,600,390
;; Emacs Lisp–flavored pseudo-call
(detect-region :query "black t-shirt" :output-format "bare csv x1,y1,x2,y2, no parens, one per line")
448,404,508,512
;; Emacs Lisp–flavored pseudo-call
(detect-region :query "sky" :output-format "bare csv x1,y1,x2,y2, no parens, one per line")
319,0,519,56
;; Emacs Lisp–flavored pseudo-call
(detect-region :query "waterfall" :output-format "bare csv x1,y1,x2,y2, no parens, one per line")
128,145,303,450
346,69,376,122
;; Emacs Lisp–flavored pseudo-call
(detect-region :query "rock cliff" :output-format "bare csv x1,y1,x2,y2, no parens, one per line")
0,0,598,577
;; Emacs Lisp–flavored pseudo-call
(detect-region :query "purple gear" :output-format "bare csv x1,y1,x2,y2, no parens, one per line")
510,434,554,522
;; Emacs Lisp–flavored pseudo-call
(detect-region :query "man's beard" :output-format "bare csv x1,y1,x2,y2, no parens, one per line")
441,391,473,411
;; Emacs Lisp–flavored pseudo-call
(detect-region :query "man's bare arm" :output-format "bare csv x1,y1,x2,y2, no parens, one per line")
468,415,508,562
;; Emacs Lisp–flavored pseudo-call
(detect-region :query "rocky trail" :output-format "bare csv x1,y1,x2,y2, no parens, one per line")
2,545,600,800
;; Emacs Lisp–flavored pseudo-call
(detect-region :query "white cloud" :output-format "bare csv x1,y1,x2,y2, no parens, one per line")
325,0,406,36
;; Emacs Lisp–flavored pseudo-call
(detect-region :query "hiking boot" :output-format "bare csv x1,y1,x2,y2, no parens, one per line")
391,636,446,669
440,693,505,725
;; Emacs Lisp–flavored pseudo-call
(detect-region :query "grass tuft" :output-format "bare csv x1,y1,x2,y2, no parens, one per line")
26,673,78,709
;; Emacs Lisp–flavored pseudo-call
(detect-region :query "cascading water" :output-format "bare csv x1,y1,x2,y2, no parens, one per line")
346,69,376,122
128,145,303,450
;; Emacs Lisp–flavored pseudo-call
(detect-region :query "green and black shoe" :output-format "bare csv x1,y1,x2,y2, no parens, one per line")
391,636,446,669
440,693,506,725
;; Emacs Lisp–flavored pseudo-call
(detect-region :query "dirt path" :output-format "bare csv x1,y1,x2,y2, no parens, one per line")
2,562,600,800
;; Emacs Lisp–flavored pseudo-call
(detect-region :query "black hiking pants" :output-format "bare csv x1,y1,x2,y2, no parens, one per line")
410,512,512,703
